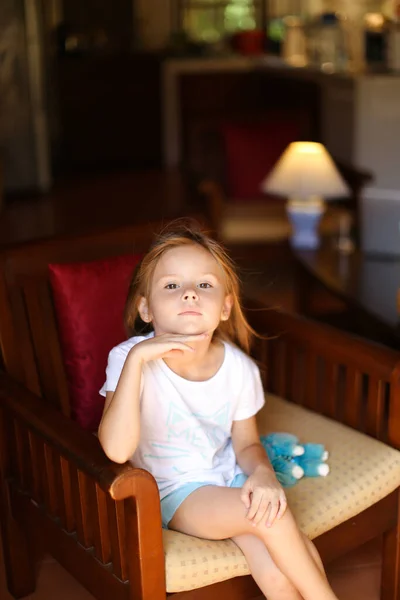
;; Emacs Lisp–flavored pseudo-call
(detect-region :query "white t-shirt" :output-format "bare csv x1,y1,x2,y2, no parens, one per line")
99,333,265,499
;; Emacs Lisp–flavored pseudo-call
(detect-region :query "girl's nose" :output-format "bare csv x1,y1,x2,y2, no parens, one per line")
183,288,198,301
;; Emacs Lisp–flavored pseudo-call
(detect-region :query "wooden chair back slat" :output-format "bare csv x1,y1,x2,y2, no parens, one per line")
13,421,32,492
387,376,400,448
365,377,385,439
305,352,318,412
90,482,112,564
27,432,46,506
287,345,303,405
251,337,267,389
9,286,41,395
0,271,19,376
343,366,362,429
323,361,339,420
70,468,93,549
59,456,75,533
107,496,128,581
43,444,59,517
39,283,71,415
274,339,287,399
0,407,14,483
22,282,60,404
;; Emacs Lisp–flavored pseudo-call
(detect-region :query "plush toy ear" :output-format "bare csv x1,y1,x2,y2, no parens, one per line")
264,432,304,458
302,443,328,461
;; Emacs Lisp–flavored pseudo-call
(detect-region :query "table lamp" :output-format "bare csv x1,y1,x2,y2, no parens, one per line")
261,141,350,249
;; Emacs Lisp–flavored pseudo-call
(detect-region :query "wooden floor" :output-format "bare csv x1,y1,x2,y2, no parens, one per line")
0,171,386,599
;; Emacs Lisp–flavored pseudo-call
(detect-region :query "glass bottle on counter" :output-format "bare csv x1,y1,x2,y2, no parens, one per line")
307,12,348,73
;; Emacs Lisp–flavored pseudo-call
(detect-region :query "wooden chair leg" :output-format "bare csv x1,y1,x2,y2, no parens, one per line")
0,485,36,599
381,495,400,600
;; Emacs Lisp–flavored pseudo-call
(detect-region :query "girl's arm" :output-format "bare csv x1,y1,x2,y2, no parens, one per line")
232,416,274,476
98,349,143,463
232,416,287,527
98,332,208,463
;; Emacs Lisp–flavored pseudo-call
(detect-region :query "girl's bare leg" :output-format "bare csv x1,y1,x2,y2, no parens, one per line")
232,533,326,599
303,535,328,581
232,534,302,599
169,486,338,600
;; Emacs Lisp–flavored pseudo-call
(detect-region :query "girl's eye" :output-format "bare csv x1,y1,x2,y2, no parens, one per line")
198,282,212,289
165,283,179,289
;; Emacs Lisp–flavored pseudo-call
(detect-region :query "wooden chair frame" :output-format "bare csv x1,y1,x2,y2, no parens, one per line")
0,222,399,600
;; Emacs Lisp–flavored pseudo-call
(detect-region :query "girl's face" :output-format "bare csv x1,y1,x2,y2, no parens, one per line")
138,244,232,336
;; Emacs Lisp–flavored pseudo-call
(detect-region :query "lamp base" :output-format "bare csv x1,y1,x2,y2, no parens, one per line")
286,201,325,250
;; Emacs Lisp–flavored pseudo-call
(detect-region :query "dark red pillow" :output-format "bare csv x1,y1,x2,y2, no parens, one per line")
221,120,300,200
49,253,142,431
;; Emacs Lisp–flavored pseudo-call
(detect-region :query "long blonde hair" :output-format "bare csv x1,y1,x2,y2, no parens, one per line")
124,222,256,354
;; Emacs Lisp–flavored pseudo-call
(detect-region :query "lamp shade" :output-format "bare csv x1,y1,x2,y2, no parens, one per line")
261,142,350,200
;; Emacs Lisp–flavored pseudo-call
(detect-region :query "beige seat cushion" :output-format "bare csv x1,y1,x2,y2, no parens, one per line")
220,204,348,244
163,394,400,593
221,204,290,243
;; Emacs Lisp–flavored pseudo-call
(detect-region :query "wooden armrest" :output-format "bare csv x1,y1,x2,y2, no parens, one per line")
246,304,400,448
0,370,165,595
0,371,155,500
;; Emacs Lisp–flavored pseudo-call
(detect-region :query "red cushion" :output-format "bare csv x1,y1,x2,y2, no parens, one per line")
221,120,300,200
49,253,142,431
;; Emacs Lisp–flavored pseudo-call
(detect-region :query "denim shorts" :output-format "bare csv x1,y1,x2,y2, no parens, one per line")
160,473,248,529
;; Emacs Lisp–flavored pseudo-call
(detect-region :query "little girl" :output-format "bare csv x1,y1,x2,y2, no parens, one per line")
98,224,339,600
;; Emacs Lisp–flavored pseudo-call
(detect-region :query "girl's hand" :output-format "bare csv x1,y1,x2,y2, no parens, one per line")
130,332,209,364
241,466,287,528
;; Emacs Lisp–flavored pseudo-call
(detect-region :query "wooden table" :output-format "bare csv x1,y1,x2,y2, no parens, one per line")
294,241,400,349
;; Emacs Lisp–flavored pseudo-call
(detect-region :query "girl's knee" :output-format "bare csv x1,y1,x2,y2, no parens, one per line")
252,505,296,539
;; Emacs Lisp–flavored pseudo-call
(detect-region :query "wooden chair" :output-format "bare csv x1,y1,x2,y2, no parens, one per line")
188,119,373,248
1,221,400,600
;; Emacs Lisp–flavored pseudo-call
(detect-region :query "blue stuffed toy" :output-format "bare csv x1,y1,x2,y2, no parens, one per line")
260,433,330,487
261,433,304,488
293,443,329,477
